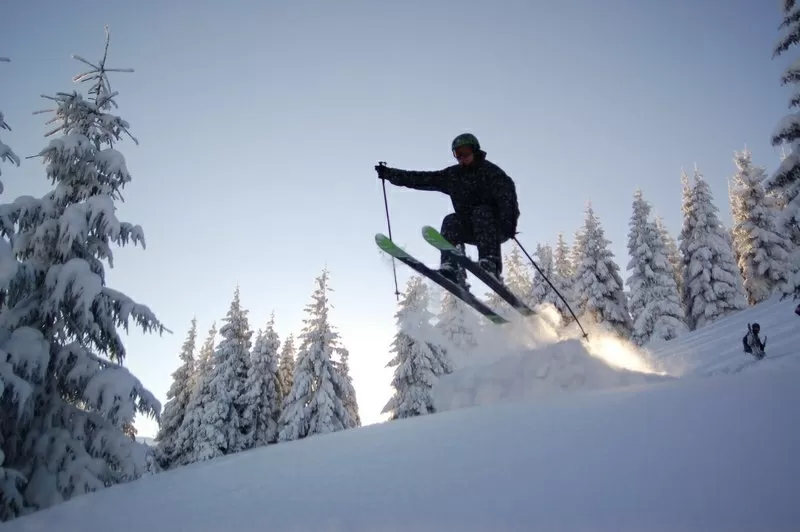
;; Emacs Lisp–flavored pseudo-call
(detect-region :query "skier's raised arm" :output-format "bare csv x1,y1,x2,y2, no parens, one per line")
375,163,452,193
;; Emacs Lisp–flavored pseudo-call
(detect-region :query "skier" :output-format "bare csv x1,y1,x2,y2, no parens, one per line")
742,322,767,360
375,133,519,287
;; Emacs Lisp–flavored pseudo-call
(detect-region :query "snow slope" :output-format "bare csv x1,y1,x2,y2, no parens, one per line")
5,297,800,531
646,295,800,377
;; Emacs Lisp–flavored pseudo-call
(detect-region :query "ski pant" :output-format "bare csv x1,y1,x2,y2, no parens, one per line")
440,205,504,274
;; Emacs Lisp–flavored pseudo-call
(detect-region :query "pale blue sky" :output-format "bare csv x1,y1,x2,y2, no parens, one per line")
2,0,791,435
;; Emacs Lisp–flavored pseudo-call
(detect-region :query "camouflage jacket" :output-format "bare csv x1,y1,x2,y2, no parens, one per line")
382,150,520,238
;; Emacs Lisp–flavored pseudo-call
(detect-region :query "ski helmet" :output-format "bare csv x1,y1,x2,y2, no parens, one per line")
451,133,480,153
751,323,760,333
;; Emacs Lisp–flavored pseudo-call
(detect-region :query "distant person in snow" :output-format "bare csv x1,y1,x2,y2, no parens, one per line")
375,133,519,287
742,322,767,360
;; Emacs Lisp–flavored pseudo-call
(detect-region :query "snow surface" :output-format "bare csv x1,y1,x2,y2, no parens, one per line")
5,296,800,531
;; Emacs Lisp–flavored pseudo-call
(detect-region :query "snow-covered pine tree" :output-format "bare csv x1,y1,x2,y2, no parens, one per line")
679,168,748,329
769,1,800,300
729,149,794,303
334,346,361,428
278,269,355,441
550,232,576,324
383,275,452,420
626,190,687,346
241,313,281,447
276,333,295,403
654,215,683,298
155,317,197,468
173,322,216,467
0,29,165,520
572,203,633,337
435,291,479,369
192,287,253,459
531,243,561,310
503,245,534,305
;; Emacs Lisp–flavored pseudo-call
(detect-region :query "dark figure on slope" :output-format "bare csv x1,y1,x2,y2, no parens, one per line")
375,133,519,287
742,322,767,360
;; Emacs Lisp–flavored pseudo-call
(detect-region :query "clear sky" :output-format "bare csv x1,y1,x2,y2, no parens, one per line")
2,0,792,437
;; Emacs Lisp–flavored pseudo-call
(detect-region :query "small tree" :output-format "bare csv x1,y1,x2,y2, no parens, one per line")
276,333,295,403
531,243,560,309
0,29,165,519
572,204,632,337
626,190,687,345
383,275,452,420
241,313,281,447
173,322,216,467
155,317,197,468
654,216,683,298
435,290,479,367
679,168,747,329
729,149,795,304
334,347,361,428
503,246,534,305
278,269,355,441
550,232,576,325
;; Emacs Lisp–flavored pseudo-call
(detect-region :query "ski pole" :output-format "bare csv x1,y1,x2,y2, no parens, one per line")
379,161,401,301
512,236,589,340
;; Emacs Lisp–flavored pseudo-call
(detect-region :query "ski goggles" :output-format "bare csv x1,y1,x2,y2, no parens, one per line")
453,146,475,160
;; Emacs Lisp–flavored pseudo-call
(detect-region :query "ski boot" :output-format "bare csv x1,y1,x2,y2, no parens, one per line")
438,262,470,291
478,256,503,285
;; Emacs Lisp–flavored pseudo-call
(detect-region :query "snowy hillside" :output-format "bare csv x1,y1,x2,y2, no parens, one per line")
4,297,800,531
647,295,800,377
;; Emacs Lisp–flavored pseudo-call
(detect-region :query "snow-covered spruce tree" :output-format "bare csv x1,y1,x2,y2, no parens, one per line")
654,216,683,298
550,232,576,324
334,346,361,428
241,313,281,447
276,333,295,403
531,243,560,309
503,245,533,305
278,269,355,442
435,290,479,366
769,1,800,298
192,287,252,459
155,317,197,468
679,168,748,329
729,149,794,303
0,30,166,520
625,190,687,346
173,322,216,467
383,275,452,420
572,203,633,337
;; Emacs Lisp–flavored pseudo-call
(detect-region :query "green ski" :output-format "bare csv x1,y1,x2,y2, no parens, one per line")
421,225,536,318
375,233,508,324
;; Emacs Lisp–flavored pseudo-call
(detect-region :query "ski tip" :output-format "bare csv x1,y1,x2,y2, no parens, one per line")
421,225,439,237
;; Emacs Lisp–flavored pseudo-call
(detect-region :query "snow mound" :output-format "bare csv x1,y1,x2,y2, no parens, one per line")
433,337,672,411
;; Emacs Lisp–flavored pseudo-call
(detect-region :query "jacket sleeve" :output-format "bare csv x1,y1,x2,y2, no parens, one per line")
384,166,451,194
492,172,520,238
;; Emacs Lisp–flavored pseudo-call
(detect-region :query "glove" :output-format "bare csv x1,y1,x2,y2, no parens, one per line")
375,162,390,180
